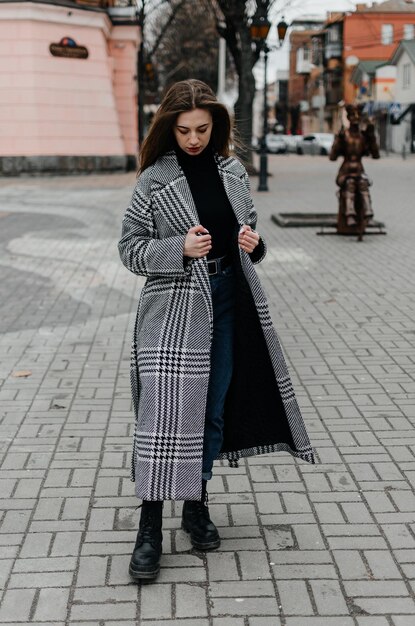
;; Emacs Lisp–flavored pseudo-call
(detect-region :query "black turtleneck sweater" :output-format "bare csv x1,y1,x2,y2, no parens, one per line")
175,145,237,260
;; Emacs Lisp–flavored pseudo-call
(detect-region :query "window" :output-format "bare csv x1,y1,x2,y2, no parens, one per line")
303,46,310,62
404,24,414,40
328,26,339,43
381,24,394,45
403,63,411,89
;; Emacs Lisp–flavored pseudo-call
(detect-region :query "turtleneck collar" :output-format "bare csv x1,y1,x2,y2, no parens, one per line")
174,143,215,170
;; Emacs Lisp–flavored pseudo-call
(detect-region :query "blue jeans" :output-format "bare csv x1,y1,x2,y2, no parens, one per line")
202,265,236,481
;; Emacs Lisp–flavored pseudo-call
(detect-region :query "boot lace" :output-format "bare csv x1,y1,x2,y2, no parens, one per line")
189,500,211,523
136,507,161,548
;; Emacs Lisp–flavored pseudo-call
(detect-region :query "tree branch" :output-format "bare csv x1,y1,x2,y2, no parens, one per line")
148,0,188,58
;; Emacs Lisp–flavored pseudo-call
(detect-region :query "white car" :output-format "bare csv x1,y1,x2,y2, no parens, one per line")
265,134,287,154
296,133,334,156
279,134,302,153
253,134,287,154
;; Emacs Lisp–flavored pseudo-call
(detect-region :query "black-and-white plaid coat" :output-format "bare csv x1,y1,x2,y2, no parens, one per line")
119,151,314,501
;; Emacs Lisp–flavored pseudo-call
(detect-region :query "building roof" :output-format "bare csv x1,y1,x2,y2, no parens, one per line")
360,59,389,73
390,38,415,63
291,15,326,26
351,59,387,83
362,0,415,12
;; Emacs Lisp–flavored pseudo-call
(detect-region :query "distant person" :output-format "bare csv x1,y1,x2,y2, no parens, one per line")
118,79,314,582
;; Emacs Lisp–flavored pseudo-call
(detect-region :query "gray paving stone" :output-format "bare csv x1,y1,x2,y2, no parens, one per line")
356,615,389,626
176,583,208,618
74,586,138,603
51,531,82,556
392,617,415,626
211,596,279,616
277,580,313,615
140,583,172,620
0,588,36,621
364,550,402,579
70,603,136,621
238,550,271,580
205,552,240,581
249,616,281,626
352,597,415,613
135,617,210,626
212,617,245,626
209,580,274,597
8,571,73,588
332,550,368,580
284,618,354,626
19,532,53,558
33,587,70,621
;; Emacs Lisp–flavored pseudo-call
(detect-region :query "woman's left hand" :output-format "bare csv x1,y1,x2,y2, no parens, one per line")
238,225,260,254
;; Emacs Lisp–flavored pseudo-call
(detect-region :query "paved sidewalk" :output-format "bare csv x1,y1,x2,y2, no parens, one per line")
0,154,415,625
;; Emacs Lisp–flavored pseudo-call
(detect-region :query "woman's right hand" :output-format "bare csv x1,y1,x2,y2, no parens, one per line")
184,225,212,258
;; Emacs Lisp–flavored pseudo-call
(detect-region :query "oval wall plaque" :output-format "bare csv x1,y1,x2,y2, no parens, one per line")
50,37,88,59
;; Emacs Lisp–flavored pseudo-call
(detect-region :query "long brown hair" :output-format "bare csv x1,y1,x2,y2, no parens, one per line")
139,79,233,173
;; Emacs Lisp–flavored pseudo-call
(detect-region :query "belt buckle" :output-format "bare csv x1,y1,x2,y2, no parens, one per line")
208,259,218,275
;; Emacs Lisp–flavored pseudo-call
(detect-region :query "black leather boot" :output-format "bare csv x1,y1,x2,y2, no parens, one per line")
129,500,163,581
182,480,220,550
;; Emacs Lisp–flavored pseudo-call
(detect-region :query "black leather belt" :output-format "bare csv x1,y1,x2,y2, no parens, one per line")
207,255,231,276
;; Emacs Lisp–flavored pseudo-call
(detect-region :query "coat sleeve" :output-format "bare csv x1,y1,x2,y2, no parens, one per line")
118,175,191,278
241,169,267,265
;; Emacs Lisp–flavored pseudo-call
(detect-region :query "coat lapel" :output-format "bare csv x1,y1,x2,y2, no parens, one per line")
215,155,251,227
151,152,199,234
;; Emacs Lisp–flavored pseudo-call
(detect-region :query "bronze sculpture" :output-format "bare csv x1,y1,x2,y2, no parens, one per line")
330,104,380,241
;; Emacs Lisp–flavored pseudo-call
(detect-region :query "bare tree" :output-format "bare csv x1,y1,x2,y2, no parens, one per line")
202,0,264,168
149,1,224,92
145,0,290,169
206,0,293,168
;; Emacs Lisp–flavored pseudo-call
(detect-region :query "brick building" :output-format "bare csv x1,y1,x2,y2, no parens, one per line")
287,16,324,134
343,0,415,103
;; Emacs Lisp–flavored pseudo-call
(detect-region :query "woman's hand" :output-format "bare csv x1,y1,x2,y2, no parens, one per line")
184,225,212,258
238,225,260,254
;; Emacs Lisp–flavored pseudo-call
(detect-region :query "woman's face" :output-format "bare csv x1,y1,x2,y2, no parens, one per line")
173,108,213,156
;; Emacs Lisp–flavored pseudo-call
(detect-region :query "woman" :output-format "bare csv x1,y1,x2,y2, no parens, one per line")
118,79,314,582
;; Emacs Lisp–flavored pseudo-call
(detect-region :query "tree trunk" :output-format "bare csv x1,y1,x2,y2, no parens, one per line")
233,29,256,171
211,1,260,172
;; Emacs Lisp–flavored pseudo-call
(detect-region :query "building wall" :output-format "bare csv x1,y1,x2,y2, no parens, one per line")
394,49,415,103
343,12,415,102
374,64,397,101
390,49,415,153
0,1,138,166
288,31,311,106
390,115,411,152
108,27,138,156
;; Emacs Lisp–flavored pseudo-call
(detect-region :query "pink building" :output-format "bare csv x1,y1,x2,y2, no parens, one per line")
0,0,139,174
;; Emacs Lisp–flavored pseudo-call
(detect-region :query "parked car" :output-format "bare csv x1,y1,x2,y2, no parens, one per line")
279,134,302,153
252,134,287,154
265,134,287,154
296,133,334,155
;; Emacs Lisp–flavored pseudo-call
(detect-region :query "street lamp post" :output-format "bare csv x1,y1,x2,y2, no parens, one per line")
258,44,269,191
250,2,288,191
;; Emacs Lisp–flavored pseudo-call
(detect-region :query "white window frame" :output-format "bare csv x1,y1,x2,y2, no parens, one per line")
403,63,411,89
381,24,394,45
404,24,414,40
